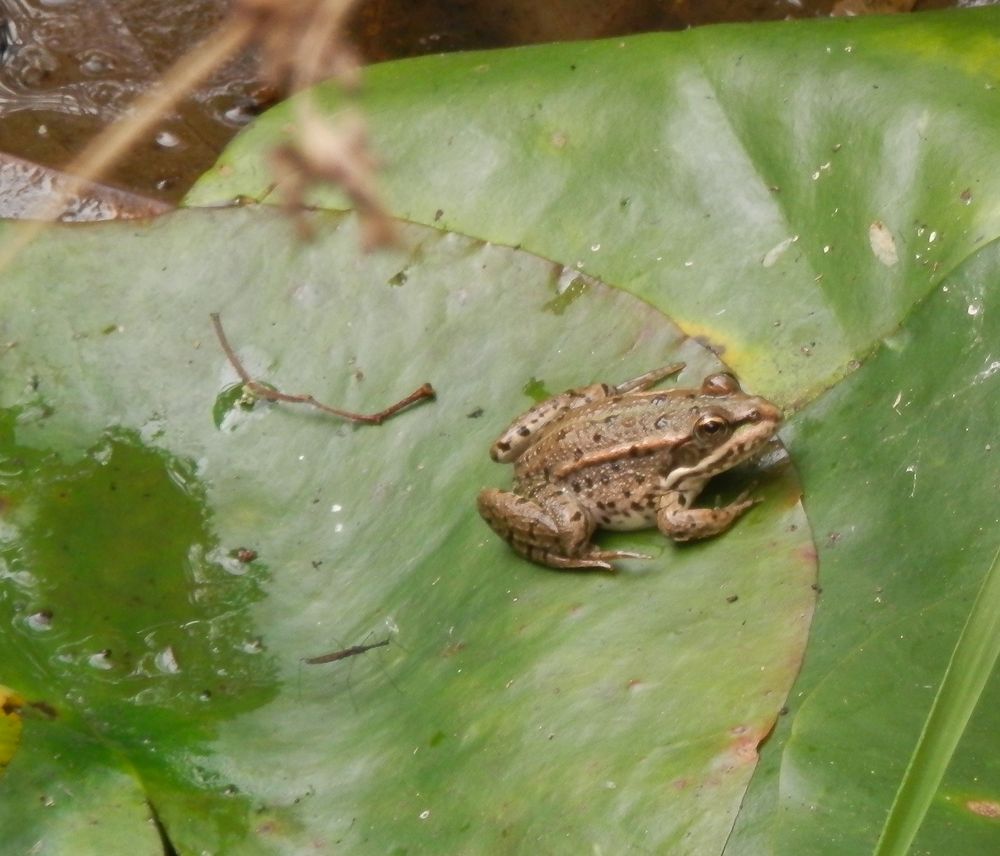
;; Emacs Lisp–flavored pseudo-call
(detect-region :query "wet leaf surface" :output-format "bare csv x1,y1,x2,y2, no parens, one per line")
767,241,1000,855
0,152,170,221
0,208,813,853
186,9,1000,854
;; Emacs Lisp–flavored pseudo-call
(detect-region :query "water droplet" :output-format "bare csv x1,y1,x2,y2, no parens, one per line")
155,130,181,149
88,650,113,670
223,104,255,126
240,639,263,654
155,646,180,674
79,50,112,76
26,610,53,631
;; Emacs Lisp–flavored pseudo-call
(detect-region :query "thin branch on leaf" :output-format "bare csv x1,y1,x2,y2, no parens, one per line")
210,313,435,425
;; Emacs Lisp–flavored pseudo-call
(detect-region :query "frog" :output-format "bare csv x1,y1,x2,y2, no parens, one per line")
477,363,782,570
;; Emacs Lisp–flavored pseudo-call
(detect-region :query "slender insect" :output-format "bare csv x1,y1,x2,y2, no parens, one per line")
303,637,390,665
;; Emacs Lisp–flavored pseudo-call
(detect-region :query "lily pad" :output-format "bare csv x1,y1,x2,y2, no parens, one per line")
185,8,1000,853
188,8,1000,408
0,209,812,852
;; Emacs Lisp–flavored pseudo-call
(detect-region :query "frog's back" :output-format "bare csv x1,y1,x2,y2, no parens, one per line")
543,392,686,446
510,396,669,528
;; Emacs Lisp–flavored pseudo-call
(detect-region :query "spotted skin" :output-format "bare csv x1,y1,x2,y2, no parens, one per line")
478,365,782,571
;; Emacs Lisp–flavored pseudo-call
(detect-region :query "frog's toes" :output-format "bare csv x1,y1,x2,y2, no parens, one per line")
589,548,652,563
542,553,617,572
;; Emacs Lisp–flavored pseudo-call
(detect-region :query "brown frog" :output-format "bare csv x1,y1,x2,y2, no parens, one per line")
477,364,782,570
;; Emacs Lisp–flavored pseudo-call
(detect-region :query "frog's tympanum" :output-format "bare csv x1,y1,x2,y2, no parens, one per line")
477,364,782,570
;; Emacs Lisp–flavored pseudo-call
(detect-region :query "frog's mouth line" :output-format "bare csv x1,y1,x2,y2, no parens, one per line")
660,424,775,491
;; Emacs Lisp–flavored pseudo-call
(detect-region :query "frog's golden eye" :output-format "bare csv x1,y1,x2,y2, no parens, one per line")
695,413,730,439
701,373,741,396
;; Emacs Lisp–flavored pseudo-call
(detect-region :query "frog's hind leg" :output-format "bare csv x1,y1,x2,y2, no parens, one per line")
477,487,585,561
477,487,648,571
612,362,685,394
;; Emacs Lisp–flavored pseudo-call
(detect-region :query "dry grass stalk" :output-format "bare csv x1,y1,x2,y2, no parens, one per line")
0,16,254,272
237,0,394,247
0,0,392,276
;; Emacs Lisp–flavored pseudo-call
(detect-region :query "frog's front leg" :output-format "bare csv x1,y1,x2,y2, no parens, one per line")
489,362,684,463
477,486,647,570
654,489,758,542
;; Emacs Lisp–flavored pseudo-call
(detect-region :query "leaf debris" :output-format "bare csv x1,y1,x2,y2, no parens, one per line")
210,312,434,425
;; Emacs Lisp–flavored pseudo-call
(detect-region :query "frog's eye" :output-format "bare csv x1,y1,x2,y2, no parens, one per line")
695,413,731,439
701,373,741,396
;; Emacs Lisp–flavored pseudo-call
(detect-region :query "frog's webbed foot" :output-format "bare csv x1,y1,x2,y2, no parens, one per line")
553,547,652,572
730,485,762,508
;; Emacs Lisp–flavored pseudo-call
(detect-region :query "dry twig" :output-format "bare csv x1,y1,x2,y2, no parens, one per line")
211,313,435,425
235,0,395,247
0,0,392,276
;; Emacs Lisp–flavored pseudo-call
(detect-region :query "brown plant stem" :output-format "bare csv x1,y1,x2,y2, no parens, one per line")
210,313,435,425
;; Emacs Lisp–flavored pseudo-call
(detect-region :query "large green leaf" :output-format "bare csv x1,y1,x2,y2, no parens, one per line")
769,242,1000,854
189,8,1000,408
185,8,1000,854
0,209,812,852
